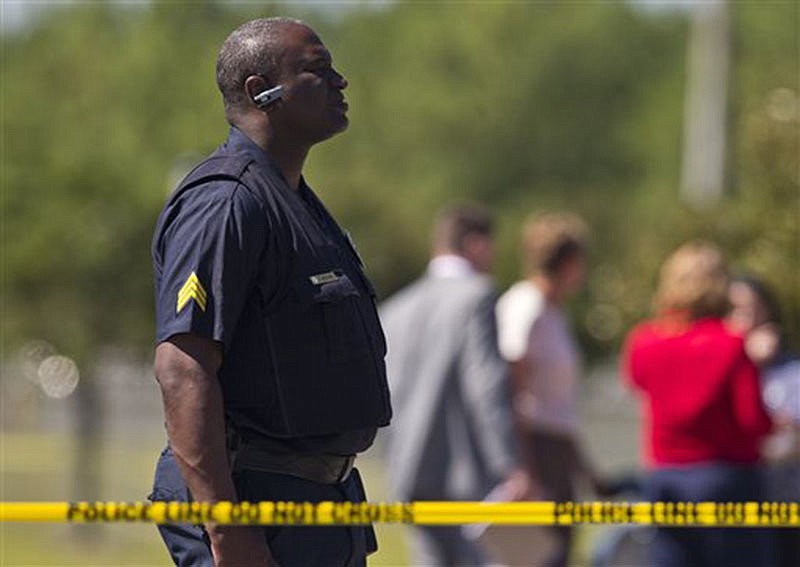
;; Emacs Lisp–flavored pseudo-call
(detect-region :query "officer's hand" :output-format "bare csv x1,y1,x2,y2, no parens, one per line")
208,525,278,567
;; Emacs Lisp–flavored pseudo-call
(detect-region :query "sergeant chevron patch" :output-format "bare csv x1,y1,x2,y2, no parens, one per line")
177,272,207,313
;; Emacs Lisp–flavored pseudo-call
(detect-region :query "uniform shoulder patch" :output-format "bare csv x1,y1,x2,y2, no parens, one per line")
177,272,207,313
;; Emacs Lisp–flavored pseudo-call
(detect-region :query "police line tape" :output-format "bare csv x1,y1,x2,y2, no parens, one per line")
1,501,799,526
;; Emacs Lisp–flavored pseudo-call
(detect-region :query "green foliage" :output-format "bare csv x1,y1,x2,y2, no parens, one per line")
2,2,797,365
2,4,234,361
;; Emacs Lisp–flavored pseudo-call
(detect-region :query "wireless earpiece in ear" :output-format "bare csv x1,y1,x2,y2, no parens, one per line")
253,85,284,109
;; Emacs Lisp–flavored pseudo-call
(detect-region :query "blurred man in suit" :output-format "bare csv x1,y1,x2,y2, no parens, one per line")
380,203,530,566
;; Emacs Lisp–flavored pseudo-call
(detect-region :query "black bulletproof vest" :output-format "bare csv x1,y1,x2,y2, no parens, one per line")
168,150,392,438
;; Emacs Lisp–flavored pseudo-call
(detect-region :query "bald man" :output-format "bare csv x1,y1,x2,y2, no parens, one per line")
149,18,391,566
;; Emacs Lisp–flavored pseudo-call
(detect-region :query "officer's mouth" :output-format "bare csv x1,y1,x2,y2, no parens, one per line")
331,99,349,112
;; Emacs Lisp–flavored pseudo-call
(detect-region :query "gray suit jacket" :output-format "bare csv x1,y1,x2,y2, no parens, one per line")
380,271,517,502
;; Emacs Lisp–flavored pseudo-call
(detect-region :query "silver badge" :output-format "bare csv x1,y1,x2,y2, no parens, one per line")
309,271,342,285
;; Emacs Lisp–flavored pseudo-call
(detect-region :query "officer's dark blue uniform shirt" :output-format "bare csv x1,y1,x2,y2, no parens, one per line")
152,127,391,455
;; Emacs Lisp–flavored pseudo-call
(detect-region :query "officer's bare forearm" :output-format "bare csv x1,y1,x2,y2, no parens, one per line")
155,336,276,565
154,335,235,504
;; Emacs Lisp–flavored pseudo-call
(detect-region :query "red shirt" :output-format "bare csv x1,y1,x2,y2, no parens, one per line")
623,317,772,468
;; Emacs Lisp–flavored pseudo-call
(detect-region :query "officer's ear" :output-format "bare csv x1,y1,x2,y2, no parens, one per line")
245,75,283,111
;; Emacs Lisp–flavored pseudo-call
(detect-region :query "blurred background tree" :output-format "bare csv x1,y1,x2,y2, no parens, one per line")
1,0,797,496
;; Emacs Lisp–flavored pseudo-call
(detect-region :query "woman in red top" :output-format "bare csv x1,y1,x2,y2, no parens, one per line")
622,241,774,567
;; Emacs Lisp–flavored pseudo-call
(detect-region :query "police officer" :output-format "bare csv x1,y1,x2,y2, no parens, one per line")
149,17,392,567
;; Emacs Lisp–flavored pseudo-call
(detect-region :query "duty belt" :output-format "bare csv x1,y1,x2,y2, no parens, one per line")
229,436,355,485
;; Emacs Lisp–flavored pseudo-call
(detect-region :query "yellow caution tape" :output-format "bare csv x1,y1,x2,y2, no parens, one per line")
0,501,798,526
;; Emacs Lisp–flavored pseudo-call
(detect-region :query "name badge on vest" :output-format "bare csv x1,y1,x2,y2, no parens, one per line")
309,271,342,286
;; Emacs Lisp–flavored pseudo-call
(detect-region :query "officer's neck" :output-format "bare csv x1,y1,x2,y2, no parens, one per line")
261,140,308,191
236,120,309,191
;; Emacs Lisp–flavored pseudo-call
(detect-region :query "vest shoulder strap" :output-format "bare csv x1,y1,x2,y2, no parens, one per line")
169,153,255,204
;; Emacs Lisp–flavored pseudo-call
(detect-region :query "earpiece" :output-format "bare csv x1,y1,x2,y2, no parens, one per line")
253,85,284,109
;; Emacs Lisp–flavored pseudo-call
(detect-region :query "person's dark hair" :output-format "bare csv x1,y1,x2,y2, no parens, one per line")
433,203,493,253
215,17,304,114
731,273,783,326
521,212,588,276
